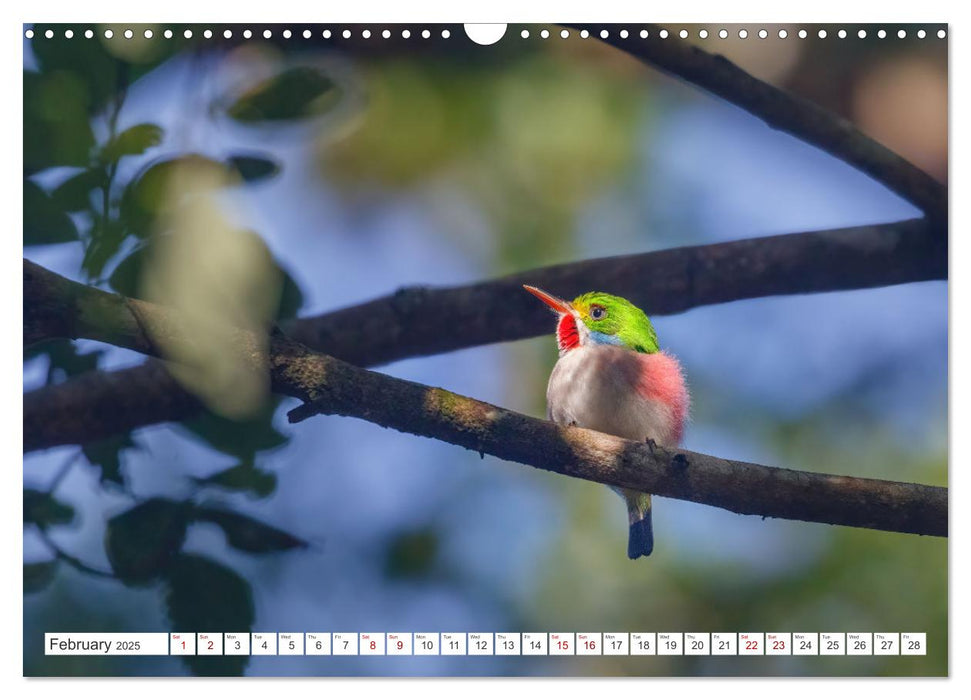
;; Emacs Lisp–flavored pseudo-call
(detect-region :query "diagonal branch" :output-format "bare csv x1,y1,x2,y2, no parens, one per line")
22,259,947,538
24,218,946,451
24,361,199,452
581,23,948,220
283,217,945,366
278,345,946,538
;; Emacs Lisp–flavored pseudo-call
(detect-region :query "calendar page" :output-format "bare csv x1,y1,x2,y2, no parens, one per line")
22,18,948,679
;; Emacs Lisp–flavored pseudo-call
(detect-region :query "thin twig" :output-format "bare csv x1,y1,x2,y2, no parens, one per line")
577,23,947,220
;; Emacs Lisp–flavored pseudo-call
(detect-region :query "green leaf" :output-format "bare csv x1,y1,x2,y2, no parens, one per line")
83,433,138,487
276,268,304,321
105,498,191,585
30,29,178,109
106,243,148,297
81,217,127,278
23,490,76,528
119,155,227,239
30,34,121,112
24,180,79,245
25,339,103,385
164,554,253,676
23,70,97,173
227,155,280,182
191,463,277,499
50,167,107,212
100,123,164,164
180,402,288,463
110,236,303,319
194,506,307,553
227,67,338,123
24,560,60,594
384,528,440,580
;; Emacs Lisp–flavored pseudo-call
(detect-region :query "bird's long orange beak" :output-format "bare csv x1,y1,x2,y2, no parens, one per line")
523,285,572,314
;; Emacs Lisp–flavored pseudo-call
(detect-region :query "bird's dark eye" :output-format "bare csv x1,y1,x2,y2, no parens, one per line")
590,305,606,320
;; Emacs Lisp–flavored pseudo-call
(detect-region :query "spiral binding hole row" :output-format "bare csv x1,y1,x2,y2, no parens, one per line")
23,26,948,41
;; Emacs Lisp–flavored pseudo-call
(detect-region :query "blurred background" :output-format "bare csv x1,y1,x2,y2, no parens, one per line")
23,24,947,676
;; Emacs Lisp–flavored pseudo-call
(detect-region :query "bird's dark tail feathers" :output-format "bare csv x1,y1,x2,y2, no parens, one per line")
626,492,654,559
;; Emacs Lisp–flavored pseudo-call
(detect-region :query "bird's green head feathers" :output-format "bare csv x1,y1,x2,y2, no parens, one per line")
523,286,659,354
571,291,659,353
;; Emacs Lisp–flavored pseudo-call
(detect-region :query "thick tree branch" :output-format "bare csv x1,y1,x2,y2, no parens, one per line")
581,24,948,220
283,217,945,366
24,218,946,450
279,346,946,538
24,361,199,451
22,260,947,537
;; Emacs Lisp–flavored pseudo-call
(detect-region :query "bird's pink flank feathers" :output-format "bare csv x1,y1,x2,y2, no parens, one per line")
634,351,690,445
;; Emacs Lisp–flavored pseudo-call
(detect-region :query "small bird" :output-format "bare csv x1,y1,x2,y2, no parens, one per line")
524,285,689,559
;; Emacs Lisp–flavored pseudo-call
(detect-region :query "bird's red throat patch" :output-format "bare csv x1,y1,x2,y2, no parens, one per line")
557,314,580,352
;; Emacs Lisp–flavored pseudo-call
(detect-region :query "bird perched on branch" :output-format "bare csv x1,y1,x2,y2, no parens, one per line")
524,285,689,559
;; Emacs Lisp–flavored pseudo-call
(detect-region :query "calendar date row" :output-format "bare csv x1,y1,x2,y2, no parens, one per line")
46,632,927,656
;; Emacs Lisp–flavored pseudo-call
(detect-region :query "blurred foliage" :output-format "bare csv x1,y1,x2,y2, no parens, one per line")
384,527,441,580
23,29,315,676
103,496,306,584
100,123,163,163
24,560,61,594
82,433,139,487
180,401,289,464
118,155,224,241
107,230,302,321
106,498,192,585
24,489,307,675
321,52,643,272
23,69,96,174
190,463,278,499
24,490,76,528
227,154,281,182
24,339,103,385
194,505,309,554
24,180,79,244
164,554,254,676
227,65,340,123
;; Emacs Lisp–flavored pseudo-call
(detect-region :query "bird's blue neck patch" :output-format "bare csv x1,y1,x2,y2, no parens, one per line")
588,331,624,347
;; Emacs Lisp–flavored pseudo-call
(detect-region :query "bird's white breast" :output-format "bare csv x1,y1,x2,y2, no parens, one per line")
546,345,679,445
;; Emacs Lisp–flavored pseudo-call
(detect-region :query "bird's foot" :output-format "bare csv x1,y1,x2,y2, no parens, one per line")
645,437,658,454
